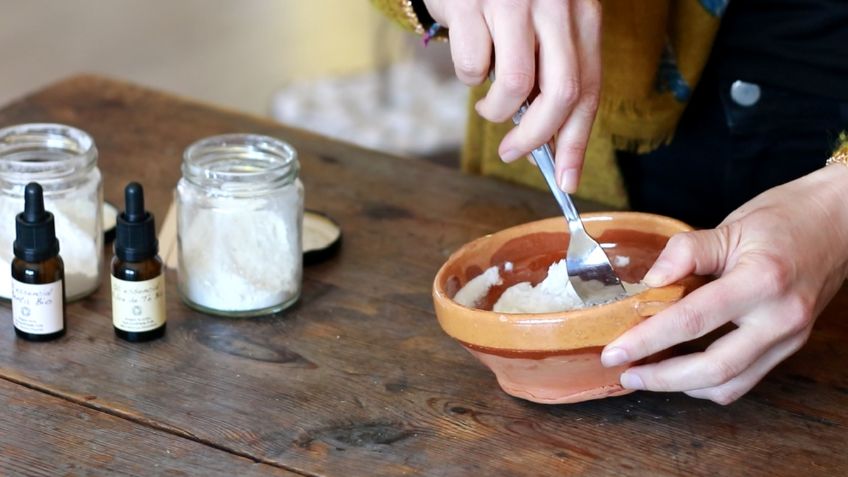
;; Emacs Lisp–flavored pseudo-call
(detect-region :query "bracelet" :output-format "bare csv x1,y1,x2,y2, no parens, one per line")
423,22,442,46
827,150,848,168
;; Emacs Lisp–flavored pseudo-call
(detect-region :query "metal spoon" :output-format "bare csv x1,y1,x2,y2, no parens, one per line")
511,103,626,306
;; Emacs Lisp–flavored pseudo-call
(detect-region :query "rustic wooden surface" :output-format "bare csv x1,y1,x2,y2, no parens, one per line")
0,379,297,476
0,75,845,476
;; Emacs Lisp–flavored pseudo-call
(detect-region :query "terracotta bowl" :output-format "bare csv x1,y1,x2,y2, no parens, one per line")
432,212,705,404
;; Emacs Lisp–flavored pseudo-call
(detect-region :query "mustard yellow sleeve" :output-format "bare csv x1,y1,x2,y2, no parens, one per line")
370,0,427,34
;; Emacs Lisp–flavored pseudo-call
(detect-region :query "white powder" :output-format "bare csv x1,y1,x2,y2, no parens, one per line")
454,258,646,314
178,184,302,313
0,195,101,300
453,265,502,309
494,260,584,314
614,255,631,267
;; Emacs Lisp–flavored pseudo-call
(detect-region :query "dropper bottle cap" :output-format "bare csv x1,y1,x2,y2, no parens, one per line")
14,182,60,262
115,182,158,262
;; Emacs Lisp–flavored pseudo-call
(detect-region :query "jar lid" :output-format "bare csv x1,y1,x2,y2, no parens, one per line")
303,210,341,265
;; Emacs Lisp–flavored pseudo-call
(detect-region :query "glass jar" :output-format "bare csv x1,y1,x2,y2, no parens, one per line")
0,123,104,301
177,134,304,317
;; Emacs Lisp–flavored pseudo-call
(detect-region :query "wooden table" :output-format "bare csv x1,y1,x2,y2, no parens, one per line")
0,75,845,477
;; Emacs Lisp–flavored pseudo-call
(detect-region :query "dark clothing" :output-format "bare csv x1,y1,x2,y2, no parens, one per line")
617,2,848,228
719,0,848,100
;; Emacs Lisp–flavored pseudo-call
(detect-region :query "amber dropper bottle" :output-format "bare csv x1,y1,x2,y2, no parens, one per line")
11,182,66,341
111,182,166,342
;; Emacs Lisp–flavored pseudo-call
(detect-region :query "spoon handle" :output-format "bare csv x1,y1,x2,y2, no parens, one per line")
512,105,583,232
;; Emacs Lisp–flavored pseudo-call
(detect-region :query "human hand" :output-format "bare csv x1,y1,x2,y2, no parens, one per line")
600,165,848,404
421,0,602,193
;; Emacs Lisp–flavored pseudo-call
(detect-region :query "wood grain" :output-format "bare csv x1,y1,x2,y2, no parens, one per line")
0,75,845,476
0,379,297,476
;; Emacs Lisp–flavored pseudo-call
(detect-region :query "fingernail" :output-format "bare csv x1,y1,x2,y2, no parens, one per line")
500,148,521,163
644,260,671,287
620,372,645,390
560,168,579,193
601,347,629,367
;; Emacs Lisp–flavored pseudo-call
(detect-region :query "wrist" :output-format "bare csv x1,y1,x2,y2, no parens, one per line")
815,163,848,280
820,153,848,201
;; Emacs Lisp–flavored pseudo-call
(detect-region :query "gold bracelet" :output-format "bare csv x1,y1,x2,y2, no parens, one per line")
827,150,848,168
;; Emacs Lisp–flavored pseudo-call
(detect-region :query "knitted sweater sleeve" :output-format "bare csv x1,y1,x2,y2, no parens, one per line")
371,0,441,36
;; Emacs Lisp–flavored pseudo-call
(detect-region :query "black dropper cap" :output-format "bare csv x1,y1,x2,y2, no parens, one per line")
115,182,158,262
14,183,60,263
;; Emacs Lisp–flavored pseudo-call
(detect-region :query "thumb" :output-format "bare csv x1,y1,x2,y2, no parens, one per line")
644,227,734,287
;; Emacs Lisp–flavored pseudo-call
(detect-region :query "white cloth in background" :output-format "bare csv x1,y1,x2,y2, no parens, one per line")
271,61,467,157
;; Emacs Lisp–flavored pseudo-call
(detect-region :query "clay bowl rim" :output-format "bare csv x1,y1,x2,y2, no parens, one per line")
432,211,697,352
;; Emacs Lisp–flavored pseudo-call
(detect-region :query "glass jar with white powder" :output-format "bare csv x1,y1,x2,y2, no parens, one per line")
0,123,103,301
177,134,303,317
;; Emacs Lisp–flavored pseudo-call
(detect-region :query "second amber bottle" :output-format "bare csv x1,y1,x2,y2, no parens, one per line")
111,182,166,342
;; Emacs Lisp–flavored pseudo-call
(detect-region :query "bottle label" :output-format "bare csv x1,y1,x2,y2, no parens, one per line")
12,279,64,335
111,275,167,332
